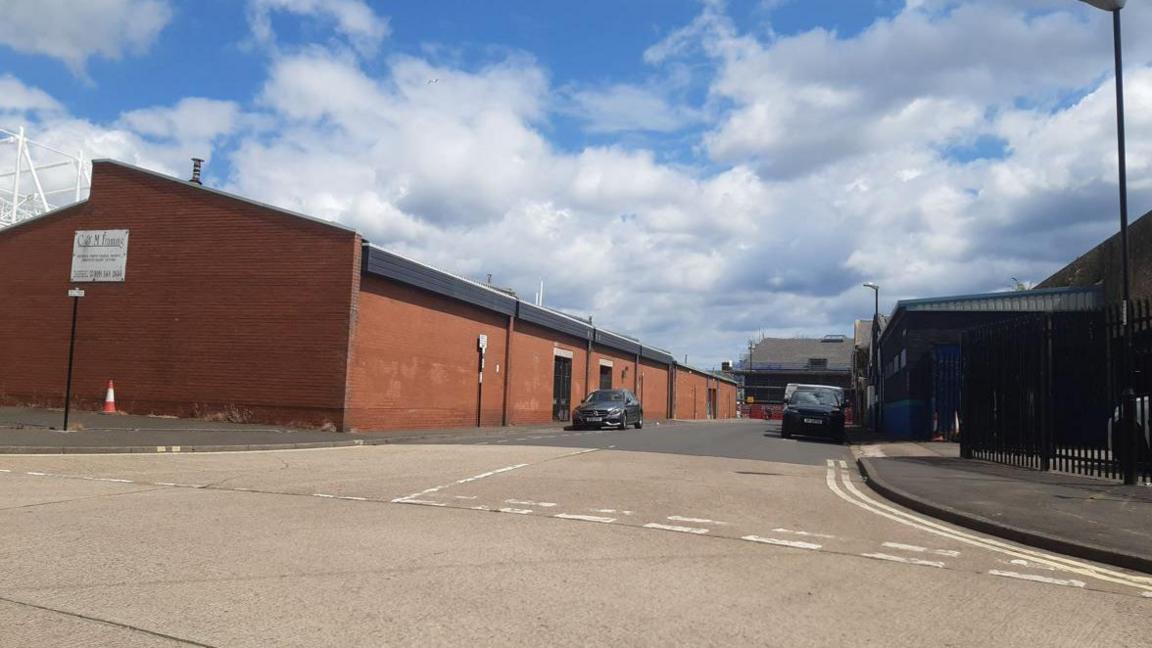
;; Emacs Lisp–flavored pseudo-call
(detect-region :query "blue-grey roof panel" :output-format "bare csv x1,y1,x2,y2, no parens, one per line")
518,303,592,341
595,329,641,355
641,346,675,364
363,245,517,316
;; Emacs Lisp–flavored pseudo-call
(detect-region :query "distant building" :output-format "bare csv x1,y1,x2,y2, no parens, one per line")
1037,208,1152,302
739,335,853,405
876,287,1101,440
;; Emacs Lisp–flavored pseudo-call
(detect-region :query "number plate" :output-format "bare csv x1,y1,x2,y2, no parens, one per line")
585,417,602,422
803,418,823,424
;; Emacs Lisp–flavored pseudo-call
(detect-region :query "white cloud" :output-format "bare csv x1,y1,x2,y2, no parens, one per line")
0,0,172,74
561,84,703,133
9,1,1152,368
248,0,390,57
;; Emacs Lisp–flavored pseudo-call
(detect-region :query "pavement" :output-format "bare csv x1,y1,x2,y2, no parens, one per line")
0,406,574,453
855,440,1152,574
2,418,1149,647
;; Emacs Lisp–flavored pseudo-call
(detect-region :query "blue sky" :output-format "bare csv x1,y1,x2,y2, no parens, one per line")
2,0,1152,367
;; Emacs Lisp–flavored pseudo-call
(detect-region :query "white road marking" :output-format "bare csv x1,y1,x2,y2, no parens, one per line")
312,493,337,498
645,523,710,535
825,460,1152,593
499,507,533,515
882,542,960,557
392,447,599,503
838,460,849,469
555,514,615,523
397,499,447,507
337,496,367,501
1142,591,1152,598
742,536,822,550
861,552,945,568
26,472,48,476
452,495,478,500
391,463,530,502
505,499,557,507
470,506,490,511
772,528,835,539
0,469,10,472
988,570,1085,588
1005,559,1057,572
667,516,727,525
96,478,134,483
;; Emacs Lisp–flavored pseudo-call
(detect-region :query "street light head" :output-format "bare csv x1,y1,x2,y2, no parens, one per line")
862,282,878,290
1079,0,1125,10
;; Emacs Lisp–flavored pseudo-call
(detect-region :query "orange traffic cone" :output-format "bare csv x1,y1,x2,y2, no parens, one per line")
101,380,116,414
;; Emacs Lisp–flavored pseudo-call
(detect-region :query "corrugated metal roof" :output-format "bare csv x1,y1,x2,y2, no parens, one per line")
897,286,1102,313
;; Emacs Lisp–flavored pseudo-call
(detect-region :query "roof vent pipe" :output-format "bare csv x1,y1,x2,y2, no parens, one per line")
189,157,204,185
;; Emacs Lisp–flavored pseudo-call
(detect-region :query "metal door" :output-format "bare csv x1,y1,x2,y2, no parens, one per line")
599,365,612,389
553,356,572,421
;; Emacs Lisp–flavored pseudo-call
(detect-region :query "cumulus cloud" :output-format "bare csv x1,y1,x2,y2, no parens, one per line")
8,1,1152,367
0,0,172,74
248,0,390,57
560,83,703,134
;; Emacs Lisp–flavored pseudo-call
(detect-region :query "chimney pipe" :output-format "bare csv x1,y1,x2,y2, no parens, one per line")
189,157,204,185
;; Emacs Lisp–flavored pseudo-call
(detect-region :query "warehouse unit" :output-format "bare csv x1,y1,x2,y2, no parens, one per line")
0,159,737,431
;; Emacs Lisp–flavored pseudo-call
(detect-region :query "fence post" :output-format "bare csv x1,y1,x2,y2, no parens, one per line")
1041,316,1053,472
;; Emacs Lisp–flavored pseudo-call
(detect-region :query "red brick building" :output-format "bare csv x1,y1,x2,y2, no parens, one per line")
0,160,737,431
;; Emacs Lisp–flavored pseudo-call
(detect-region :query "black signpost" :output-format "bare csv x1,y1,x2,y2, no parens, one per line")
62,287,85,432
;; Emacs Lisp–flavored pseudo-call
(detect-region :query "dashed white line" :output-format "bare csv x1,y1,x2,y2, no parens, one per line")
742,536,822,550
1142,591,1152,598
883,542,961,557
773,528,836,539
26,472,48,476
0,469,10,472
397,499,447,507
591,508,633,515
337,496,367,501
391,463,530,502
645,523,709,535
312,493,337,498
506,499,557,507
499,507,533,515
988,570,1085,588
555,514,615,523
667,516,727,525
861,553,945,568
1005,559,1056,572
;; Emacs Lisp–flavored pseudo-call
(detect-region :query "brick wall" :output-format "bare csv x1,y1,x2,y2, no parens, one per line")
0,162,360,427
673,368,737,420
345,274,509,430
507,320,588,425
638,359,670,419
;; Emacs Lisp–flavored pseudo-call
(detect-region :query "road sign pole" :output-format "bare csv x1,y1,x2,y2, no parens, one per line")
62,288,84,432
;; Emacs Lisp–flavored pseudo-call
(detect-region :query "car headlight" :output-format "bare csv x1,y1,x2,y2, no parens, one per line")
608,407,623,414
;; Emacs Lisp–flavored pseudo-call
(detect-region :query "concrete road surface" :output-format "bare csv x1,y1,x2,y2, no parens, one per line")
0,419,1149,647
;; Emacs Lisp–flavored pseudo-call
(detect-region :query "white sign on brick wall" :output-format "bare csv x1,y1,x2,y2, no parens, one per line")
71,230,129,282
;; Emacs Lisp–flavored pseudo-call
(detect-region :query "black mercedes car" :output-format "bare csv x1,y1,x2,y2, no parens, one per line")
572,389,643,429
780,388,845,442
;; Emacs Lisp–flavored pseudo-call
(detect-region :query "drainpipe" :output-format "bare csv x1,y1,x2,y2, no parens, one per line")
501,304,516,426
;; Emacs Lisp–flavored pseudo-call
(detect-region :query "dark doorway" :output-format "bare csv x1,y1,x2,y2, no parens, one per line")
599,365,613,389
553,356,572,421
707,387,717,419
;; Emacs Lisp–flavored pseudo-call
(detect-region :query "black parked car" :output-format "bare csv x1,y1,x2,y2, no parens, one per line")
780,388,845,442
573,389,643,429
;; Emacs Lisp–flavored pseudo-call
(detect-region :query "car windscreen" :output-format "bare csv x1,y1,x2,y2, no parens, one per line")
585,390,625,403
792,389,840,406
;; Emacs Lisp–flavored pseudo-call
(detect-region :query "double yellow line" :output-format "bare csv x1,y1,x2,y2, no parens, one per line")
824,459,1152,594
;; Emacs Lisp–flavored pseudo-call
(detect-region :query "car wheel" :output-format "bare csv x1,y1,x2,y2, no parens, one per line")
634,417,643,429
780,423,792,439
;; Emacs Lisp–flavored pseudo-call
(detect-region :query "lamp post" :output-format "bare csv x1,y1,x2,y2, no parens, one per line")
863,282,880,431
1080,0,1136,484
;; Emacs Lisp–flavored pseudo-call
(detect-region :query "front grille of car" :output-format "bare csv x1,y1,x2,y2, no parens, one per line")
587,409,612,416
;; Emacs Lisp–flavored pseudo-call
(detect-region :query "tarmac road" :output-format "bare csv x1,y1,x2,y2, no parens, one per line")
0,419,1149,647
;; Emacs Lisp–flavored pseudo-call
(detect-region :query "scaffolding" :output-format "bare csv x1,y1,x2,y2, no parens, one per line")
0,126,90,229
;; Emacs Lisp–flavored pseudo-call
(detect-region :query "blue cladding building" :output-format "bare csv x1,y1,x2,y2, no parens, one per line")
876,286,1102,440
